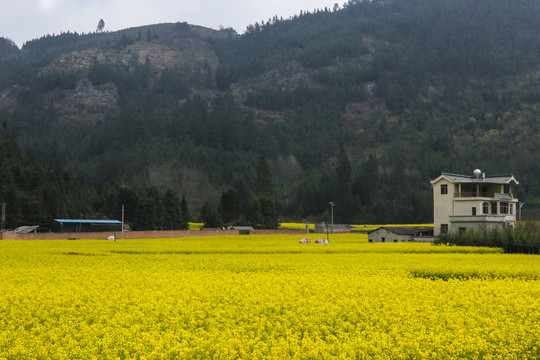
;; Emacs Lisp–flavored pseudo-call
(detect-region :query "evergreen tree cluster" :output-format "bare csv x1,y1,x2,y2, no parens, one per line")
200,157,278,229
94,186,189,231
0,128,85,228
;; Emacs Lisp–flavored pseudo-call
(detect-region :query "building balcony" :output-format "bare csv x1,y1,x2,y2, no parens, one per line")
454,192,516,200
449,214,516,223
454,191,495,198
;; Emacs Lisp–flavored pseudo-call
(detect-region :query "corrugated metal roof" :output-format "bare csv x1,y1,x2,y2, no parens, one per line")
368,227,433,235
53,219,122,224
431,173,518,185
14,225,40,234
231,226,254,231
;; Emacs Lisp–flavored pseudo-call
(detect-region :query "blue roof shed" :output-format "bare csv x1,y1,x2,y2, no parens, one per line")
51,219,122,233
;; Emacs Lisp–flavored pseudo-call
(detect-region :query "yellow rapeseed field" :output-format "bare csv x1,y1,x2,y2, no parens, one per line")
0,235,538,359
278,222,433,232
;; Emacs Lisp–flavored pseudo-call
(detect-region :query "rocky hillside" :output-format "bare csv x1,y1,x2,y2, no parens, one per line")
1,23,222,121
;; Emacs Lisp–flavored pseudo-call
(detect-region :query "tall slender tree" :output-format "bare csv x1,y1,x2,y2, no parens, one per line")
180,195,190,229
97,19,105,32
254,156,275,198
163,189,183,230
335,147,353,223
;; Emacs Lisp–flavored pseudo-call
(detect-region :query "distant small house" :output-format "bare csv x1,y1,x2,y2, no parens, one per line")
231,226,254,235
368,227,434,243
51,219,122,233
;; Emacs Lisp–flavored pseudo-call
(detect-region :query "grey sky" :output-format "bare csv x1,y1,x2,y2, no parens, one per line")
2,0,336,48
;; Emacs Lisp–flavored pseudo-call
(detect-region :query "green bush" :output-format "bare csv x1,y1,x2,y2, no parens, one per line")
435,225,540,254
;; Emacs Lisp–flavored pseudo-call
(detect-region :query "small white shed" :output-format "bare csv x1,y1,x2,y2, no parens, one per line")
368,227,434,243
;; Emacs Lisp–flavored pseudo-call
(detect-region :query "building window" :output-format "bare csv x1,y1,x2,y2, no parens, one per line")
472,207,477,216
441,224,448,233
381,237,385,242
500,202,509,214
441,184,448,194
509,203,514,215
480,185,488,197
491,202,497,214
459,227,466,234
483,202,489,214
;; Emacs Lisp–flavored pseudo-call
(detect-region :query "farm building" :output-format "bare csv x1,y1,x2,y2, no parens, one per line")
230,226,254,235
368,227,434,243
51,219,122,233
430,170,519,236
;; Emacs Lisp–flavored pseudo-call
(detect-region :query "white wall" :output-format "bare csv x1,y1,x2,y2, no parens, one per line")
433,179,454,236
368,228,413,242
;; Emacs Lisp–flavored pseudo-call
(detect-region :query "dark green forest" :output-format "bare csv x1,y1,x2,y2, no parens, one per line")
1,0,540,230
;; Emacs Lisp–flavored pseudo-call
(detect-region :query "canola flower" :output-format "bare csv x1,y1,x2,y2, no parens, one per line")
278,222,434,232
0,235,538,359
188,222,204,231
278,223,315,231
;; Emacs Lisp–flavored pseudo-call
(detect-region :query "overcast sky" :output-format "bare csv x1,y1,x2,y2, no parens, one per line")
2,0,336,48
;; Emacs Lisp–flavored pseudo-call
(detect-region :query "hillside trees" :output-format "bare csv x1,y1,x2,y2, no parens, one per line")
200,201,220,228
94,185,190,231
163,189,183,230
335,148,354,224
0,128,86,228
254,156,274,198
218,188,242,225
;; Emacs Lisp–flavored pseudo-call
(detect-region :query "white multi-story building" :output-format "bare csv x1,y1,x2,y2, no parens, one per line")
430,170,519,236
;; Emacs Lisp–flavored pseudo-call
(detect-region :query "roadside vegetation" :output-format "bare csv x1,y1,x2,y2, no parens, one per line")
435,223,540,254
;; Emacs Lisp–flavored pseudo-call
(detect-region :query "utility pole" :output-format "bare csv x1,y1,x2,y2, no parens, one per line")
121,204,125,241
328,201,335,234
519,202,525,222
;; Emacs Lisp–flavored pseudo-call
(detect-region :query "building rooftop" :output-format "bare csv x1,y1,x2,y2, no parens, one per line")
14,225,40,234
368,226,433,235
53,219,122,224
431,172,518,185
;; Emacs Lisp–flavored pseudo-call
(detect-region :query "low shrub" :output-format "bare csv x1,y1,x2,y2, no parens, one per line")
435,226,540,254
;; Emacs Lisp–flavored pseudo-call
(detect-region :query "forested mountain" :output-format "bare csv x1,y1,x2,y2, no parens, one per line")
0,127,85,228
1,0,540,229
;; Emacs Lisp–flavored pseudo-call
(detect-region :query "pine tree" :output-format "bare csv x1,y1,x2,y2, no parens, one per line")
133,187,165,230
200,202,220,228
259,198,278,229
254,156,275,198
163,189,182,230
252,156,278,228
97,19,105,33
335,147,353,223
244,198,260,227
180,195,189,230
218,188,242,225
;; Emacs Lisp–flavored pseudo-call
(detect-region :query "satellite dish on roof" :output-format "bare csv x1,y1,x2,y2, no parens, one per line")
473,169,482,178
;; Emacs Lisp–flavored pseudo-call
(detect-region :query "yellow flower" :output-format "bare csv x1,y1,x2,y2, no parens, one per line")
0,236,537,359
